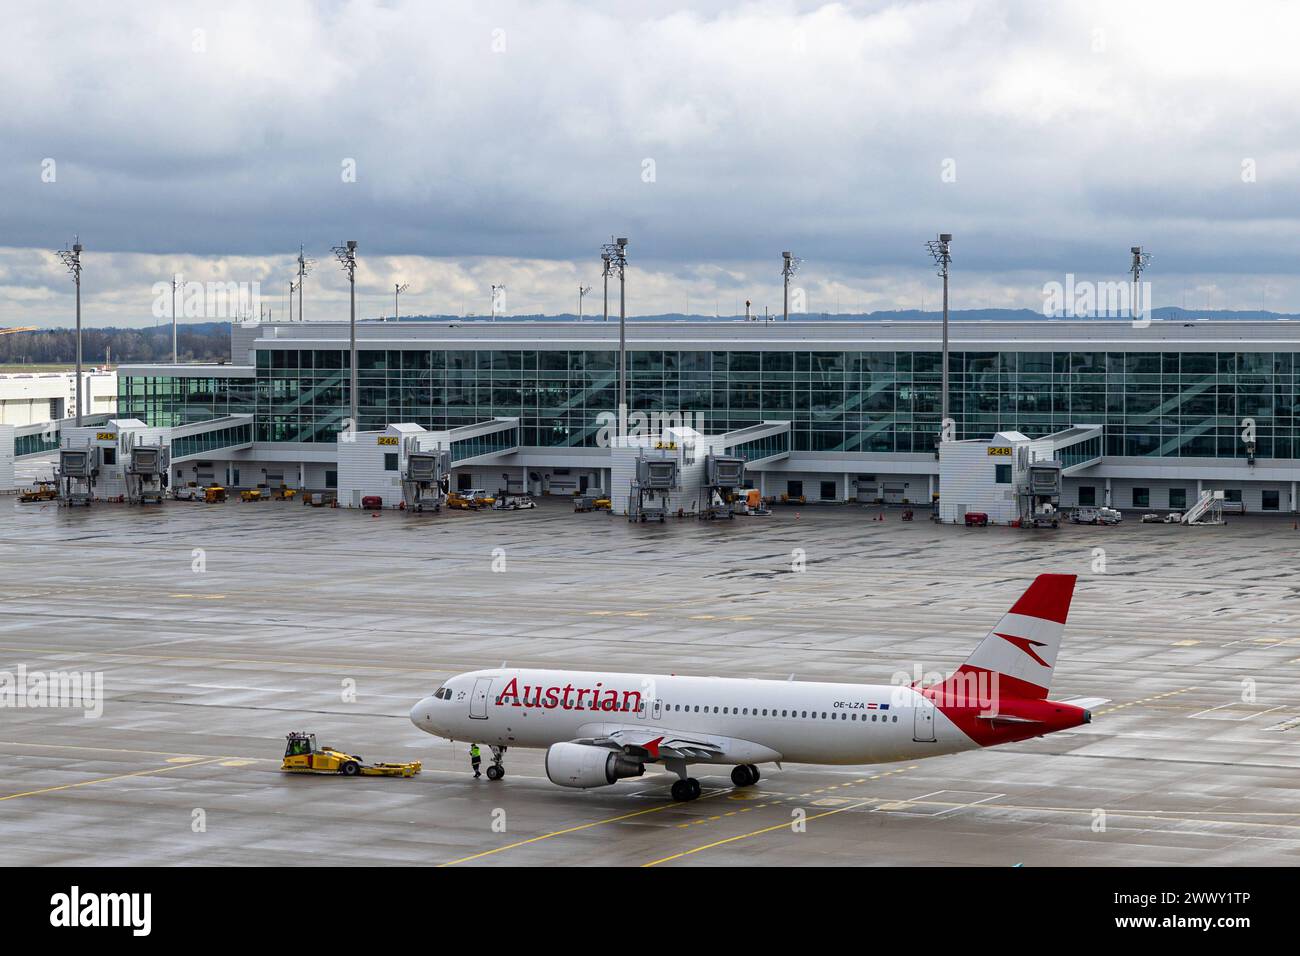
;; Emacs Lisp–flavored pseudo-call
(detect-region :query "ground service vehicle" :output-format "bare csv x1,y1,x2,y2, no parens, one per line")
448,489,496,510
494,494,536,510
280,732,421,777
19,481,58,503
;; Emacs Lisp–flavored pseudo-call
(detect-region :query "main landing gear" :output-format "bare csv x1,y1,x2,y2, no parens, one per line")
667,758,700,801
485,744,507,781
670,778,702,801
668,764,761,800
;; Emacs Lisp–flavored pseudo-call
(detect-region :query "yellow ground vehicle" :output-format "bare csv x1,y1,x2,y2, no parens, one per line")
204,485,227,503
272,485,298,500
239,488,265,502
447,489,495,510
280,732,421,777
19,481,58,503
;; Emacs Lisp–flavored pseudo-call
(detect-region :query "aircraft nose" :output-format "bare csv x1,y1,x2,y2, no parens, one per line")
410,697,433,731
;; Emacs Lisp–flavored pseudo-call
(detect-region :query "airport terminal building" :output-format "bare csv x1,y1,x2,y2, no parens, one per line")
88,317,1300,515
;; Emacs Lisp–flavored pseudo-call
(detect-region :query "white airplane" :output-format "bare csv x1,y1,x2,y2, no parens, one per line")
409,573,1105,801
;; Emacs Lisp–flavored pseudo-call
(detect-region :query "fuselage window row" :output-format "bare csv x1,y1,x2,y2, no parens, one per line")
493,695,900,723
662,704,897,723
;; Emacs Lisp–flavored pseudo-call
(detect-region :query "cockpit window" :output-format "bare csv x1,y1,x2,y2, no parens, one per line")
433,687,451,700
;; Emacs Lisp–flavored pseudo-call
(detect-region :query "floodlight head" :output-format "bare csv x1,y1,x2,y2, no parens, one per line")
346,240,357,251
782,251,791,259
72,242,83,254
616,237,628,248
1131,246,1141,254
939,233,952,243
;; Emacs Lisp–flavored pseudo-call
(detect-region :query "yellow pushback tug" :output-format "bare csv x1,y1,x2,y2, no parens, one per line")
280,732,421,777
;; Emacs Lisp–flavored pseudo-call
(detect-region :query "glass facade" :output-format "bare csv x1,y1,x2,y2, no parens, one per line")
172,422,254,459
449,426,520,463
120,347,1300,460
15,431,61,457
119,375,254,428
725,431,792,462
1057,435,1102,469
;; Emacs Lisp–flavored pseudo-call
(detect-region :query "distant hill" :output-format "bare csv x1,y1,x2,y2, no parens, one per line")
0,321,231,366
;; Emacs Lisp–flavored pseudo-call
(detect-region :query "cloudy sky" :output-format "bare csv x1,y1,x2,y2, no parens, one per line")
4,0,1300,327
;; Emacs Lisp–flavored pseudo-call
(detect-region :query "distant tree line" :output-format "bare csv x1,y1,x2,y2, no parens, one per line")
0,322,231,366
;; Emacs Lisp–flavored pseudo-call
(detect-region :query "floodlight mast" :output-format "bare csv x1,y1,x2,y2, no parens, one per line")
578,285,592,321
781,251,802,322
925,233,953,451
394,282,410,322
1129,246,1152,323
332,240,358,428
601,252,612,323
56,238,84,424
601,237,629,439
296,245,314,322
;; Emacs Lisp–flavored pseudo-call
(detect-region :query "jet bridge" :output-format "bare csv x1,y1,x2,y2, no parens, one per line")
1017,459,1062,528
126,443,168,504
628,457,678,523
700,454,746,519
402,446,450,512
58,447,98,507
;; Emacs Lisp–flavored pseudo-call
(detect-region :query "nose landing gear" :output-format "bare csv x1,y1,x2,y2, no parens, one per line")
485,744,507,781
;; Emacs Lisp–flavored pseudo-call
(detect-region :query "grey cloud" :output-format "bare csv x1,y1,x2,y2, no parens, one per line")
3,0,1300,326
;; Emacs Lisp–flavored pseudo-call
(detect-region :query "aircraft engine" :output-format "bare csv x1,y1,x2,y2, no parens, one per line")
545,742,645,789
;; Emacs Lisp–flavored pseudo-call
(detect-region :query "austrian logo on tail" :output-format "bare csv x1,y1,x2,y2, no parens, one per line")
995,632,1049,667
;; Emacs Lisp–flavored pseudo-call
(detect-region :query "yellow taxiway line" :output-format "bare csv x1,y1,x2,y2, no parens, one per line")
0,756,229,802
438,791,729,867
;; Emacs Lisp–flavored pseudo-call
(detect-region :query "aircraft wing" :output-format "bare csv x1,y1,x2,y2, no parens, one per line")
572,726,726,761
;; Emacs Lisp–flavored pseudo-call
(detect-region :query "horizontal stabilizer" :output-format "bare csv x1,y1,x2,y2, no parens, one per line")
1059,696,1110,710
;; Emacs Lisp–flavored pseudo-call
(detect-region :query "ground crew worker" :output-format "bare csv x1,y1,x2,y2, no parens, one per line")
469,743,482,778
